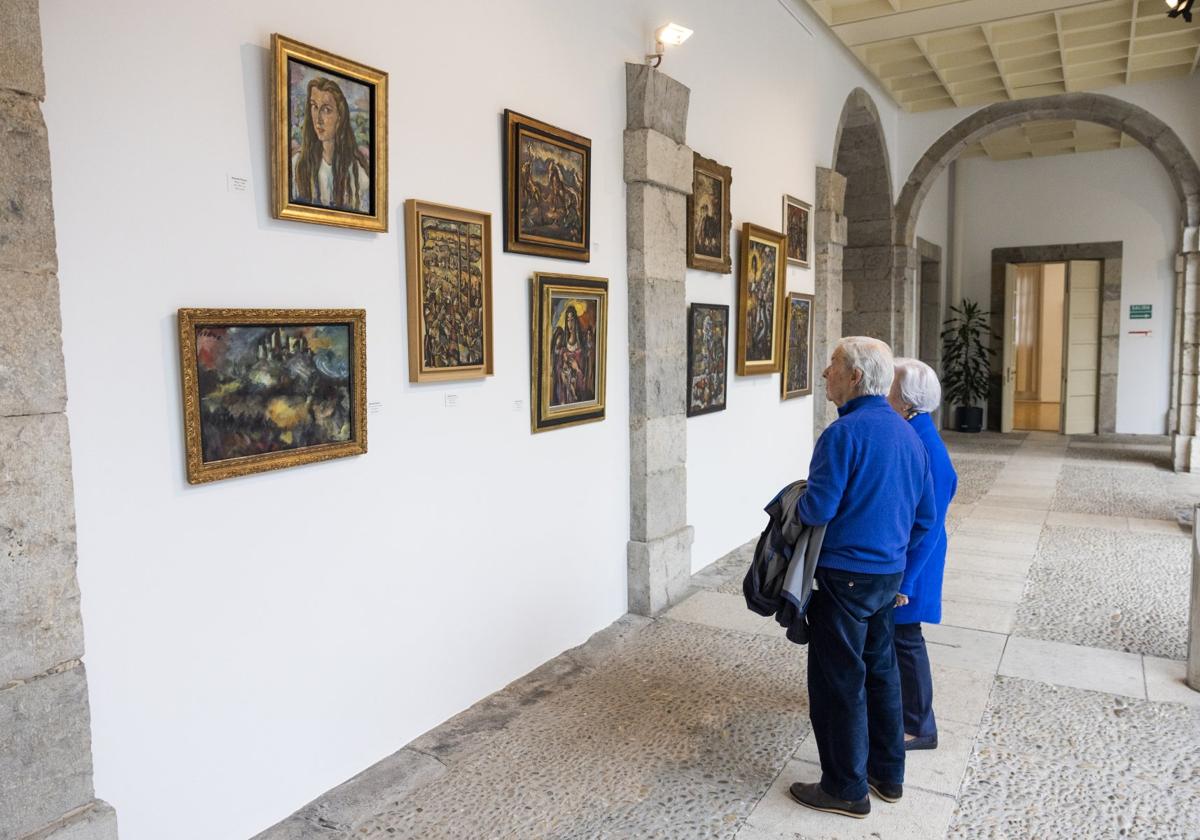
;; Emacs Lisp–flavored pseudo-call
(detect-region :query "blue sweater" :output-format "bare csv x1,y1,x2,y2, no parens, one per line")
894,412,958,623
797,395,935,576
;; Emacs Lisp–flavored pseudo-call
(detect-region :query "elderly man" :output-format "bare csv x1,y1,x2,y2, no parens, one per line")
789,336,935,819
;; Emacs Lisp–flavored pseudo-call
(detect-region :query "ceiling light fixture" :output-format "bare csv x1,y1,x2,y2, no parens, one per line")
646,22,693,68
1166,0,1194,22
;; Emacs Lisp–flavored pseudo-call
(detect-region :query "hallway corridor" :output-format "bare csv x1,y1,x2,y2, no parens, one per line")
261,433,1200,840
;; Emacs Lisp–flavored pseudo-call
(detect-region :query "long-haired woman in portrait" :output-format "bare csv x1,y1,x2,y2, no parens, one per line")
291,76,370,213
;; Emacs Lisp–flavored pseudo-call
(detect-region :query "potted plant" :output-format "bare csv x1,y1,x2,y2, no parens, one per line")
940,299,994,433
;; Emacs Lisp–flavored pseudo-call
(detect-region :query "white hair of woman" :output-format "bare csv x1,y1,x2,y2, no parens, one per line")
836,336,894,397
893,357,942,414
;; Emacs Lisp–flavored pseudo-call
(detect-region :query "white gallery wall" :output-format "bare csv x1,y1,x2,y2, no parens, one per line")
39,1,908,838
955,147,1181,433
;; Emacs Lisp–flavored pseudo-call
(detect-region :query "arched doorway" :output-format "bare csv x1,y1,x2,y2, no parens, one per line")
894,93,1200,469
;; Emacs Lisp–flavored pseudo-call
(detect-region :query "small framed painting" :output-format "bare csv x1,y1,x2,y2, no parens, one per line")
687,303,729,417
783,194,811,268
503,110,591,261
736,223,787,375
782,293,815,399
178,309,367,484
404,199,493,382
271,34,388,231
530,273,608,432
687,153,733,273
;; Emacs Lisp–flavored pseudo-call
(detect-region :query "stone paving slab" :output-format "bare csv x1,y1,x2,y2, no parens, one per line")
999,636,1146,699
922,624,1008,675
1143,657,1200,708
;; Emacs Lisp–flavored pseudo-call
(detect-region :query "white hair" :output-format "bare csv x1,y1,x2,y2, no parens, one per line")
893,357,942,413
835,336,894,397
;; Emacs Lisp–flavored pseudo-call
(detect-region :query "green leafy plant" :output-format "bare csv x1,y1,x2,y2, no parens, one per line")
940,299,994,407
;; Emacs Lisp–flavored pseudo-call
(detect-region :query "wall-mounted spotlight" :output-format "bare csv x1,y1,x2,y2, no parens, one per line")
1166,0,1194,22
646,22,693,68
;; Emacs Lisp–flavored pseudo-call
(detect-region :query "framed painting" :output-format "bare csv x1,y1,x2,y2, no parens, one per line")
271,34,387,231
687,303,729,417
736,223,787,375
404,200,493,382
783,194,811,268
782,293,815,399
530,273,608,432
687,154,732,273
177,308,367,484
503,110,591,261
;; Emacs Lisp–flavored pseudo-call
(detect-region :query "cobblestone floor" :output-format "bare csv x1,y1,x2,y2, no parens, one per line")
257,433,1200,840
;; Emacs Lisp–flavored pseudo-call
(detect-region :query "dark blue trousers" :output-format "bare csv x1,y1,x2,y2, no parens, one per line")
806,568,905,801
893,622,938,738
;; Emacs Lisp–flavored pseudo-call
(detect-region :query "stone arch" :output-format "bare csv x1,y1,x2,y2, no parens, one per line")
893,92,1200,467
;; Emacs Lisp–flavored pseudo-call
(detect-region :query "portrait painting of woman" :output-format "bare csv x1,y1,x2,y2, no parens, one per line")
531,274,608,433
271,35,387,231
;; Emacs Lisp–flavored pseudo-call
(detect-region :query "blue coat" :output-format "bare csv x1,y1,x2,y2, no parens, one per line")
894,412,957,625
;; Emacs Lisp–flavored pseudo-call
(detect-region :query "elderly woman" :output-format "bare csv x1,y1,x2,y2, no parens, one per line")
888,358,957,752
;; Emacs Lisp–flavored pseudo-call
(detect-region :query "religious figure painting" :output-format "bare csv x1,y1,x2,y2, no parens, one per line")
784,194,811,268
271,34,388,231
782,293,814,399
736,223,787,375
178,309,367,484
404,200,493,382
687,303,729,417
504,110,591,261
687,154,732,273
530,273,608,432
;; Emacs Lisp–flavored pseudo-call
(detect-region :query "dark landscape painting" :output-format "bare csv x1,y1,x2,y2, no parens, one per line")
194,324,353,462
419,215,486,369
693,171,723,259
687,304,728,417
783,293,813,399
746,240,779,363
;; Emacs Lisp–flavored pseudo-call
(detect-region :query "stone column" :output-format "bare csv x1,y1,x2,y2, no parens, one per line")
813,167,847,437
1098,257,1122,435
1190,501,1200,691
892,245,920,358
624,63,693,616
0,3,118,838
1174,227,1200,472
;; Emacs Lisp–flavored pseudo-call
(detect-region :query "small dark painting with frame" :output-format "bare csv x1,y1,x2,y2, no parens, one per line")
782,292,814,399
687,303,729,417
687,153,733,273
503,110,591,261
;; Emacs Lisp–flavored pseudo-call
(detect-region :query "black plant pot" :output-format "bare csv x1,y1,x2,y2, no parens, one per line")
955,406,983,433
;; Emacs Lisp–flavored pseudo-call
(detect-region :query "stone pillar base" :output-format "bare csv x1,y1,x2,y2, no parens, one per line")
627,527,694,617
1174,433,1197,473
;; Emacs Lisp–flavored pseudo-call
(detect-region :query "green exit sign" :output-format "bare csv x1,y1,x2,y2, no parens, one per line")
1130,304,1152,320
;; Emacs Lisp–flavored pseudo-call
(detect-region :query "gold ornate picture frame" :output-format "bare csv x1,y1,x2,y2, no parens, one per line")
503,110,591,262
736,223,787,376
271,34,388,231
404,200,494,382
782,292,815,399
530,273,608,432
687,153,732,273
783,194,811,268
178,308,367,484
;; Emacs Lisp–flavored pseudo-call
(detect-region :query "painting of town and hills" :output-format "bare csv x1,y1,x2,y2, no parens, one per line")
420,215,485,369
517,133,585,246
194,325,353,463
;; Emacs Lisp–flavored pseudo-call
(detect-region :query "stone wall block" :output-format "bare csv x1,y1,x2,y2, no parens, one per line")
625,64,689,145
1184,226,1199,254
0,268,67,417
628,273,685,356
0,413,83,687
626,183,686,280
815,167,846,213
1101,335,1120,377
0,0,45,98
0,91,56,273
629,348,686,420
0,666,95,839
35,801,119,840
842,192,892,223
627,526,694,616
1099,374,1118,434
630,415,686,479
1101,299,1120,338
846,218,892,249
630,465,687,542
623,128,693,194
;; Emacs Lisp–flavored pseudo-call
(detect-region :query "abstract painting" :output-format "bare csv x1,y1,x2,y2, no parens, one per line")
736,223,786,375
178,309,367,483
504,110,591,261
687,303,729,417
782,293,814,399
404,200,493,382
531,273,608,432
271,34,387,231
687,154,732,273
784,194,810,268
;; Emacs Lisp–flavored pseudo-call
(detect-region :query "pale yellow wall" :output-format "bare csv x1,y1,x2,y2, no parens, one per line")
1039,263,1066,402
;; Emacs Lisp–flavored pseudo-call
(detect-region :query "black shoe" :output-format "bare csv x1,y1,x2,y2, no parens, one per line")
788,781,870,819
867,776,903,803
904,733,938,751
